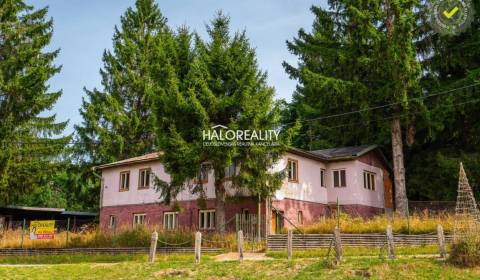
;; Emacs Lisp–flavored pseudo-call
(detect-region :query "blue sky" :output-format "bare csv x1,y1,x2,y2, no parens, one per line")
27,0,327,135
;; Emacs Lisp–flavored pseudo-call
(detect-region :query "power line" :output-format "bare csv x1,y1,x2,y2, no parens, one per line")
2,83,479,146
297,97,480,141
284,83,480,125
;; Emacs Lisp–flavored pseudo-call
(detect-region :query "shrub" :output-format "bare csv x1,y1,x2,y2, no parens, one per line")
448,231,480,267
290,213,454,234
0,226,262,250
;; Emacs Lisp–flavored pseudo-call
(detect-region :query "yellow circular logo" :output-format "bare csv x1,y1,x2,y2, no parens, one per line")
429,0,475,35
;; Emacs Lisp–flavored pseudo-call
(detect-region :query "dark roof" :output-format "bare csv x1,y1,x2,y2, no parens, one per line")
61,211,97,217
309,145,378,160
1,206,97,217
95,145,382,170
94,152,162,170
3,205,64,212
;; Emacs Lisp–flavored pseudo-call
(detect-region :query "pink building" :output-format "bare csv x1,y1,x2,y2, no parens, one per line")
96,145,393,234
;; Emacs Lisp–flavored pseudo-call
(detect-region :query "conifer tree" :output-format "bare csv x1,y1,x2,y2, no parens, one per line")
75,0,170,164
0,0,69,203
154,13,292,232
284,1,422,216
406,1,480,201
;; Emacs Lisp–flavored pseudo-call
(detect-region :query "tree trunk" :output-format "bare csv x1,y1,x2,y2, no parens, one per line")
391,118,408,216
215,180,226,233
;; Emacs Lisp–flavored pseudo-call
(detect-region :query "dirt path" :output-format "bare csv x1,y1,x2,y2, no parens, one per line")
212,252,273,262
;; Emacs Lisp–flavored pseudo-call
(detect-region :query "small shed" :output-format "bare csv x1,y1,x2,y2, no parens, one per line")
0,205,97,231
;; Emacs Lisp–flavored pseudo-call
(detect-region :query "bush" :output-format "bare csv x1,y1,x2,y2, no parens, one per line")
448,232,480,267
0,226,262,250
291,213,454,234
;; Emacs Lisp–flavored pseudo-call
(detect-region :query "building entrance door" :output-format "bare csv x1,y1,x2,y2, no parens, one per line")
271,210,283,234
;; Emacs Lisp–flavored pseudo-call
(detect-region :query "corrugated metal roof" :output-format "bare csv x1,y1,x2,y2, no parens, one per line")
3,205,64,212
61,211,97,217
2,206,97,216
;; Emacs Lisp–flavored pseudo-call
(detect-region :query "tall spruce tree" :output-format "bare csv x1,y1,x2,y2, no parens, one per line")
285,1,422,216
0,0,70,203
406,0,480,201
153,13,292,232
75,0,169,164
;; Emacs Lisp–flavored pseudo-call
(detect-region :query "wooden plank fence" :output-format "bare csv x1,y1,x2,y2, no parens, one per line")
267,233,453,250
0,247,223,256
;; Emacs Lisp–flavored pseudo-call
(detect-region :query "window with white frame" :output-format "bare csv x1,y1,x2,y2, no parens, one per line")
363,171,376,191
163,212,179,230
333,169,346,187
138,168,151,189
133,213,146,226
297,211,303,225
287,159,298,182
199,210,215,230
120,171,130,191
109,215,117,229
320,168,326,187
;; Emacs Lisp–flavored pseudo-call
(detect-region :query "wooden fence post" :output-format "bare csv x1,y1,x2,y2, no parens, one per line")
334,226,342,263
66,217,70,247
238,230,244,261
287,229,293,260
20,219,26,249
148,231,158,263
436,224,446,258
195,231,202,264
386,225,395,260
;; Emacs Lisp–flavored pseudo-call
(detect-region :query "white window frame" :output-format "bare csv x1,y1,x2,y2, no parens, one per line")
297,211,303,225
119,171,130,191
287,159,298,182
109,215,117,229
163,212,179,230
333,169,346,188
133,213,146,226
320,168,326,187
199,209,215,230
363,171,376,191
138,168,151,189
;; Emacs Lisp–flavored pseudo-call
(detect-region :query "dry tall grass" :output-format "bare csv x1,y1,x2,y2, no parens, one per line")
292,213,455,234
0,213,454,249
0,225,262,250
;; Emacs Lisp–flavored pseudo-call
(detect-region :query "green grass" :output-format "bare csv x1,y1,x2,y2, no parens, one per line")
0,254,145,264
266,245,445,259
0,253,221,265
0,253,480,279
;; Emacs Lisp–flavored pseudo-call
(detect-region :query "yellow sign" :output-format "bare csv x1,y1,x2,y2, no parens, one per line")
29,220,55,240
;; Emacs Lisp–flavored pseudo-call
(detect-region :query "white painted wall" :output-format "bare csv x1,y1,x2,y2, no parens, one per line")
101,161,214,207
273,153,328,204
101,152,386,208
325,161,384,208
101,161,242,207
